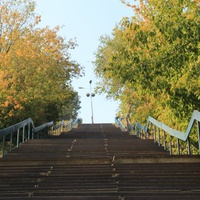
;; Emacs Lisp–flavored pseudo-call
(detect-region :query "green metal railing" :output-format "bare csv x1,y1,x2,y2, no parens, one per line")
115,117,127,132
0,118,80,157
119,110,200,155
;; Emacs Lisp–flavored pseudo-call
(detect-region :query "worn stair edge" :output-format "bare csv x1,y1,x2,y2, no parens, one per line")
0,158,112,166
115,156,200,164
0,196,120,200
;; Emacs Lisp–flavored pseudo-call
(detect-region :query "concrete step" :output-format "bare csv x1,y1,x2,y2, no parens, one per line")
0,123,200,199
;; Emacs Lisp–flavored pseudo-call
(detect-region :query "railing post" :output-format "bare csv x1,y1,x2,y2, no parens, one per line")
187,138,191,155
32,128,34,139
158,128,160,146
70,120,72,130
146,129,149,139
138,127,141,138
137,126,140,137
2,136,5,157
163,131,166,150
17,129,20,148
198,121,200,155
149,122,153,137
10,132,13,152
132,125,135,135
154,125,156,143
56,128,58,135
28,123,31,140
177,138,180,155
169,137,172,155
135,125,138,137
22,126,25,143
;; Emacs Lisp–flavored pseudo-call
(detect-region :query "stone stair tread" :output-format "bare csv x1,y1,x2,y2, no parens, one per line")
0,123,200,199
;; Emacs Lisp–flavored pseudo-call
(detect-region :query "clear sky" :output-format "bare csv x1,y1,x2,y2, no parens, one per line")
35,0,134,123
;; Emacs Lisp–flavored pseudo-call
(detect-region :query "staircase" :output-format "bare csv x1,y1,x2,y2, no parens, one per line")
0,124,200,199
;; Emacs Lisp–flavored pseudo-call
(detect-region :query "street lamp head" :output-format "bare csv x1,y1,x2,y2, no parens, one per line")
86,93,90,97
89,80,92,84
91,93,95,97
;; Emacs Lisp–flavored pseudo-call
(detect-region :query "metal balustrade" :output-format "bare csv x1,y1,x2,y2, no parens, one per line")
118,110,200,155
115,117,127,132
0,118,80,157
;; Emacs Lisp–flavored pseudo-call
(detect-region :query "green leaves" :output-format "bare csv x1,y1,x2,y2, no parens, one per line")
94,0,200,128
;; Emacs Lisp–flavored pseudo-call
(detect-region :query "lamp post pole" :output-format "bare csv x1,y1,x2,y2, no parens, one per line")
86,80,95,124
79,80,95,124
89,80,94,124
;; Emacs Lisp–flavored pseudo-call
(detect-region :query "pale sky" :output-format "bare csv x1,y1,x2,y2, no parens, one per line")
35,0,134,123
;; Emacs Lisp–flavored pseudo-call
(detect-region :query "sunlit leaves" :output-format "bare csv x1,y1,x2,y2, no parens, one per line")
0,0,82,127
94,0,200,128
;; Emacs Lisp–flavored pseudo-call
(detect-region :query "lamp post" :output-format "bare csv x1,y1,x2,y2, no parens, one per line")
86,80,95,124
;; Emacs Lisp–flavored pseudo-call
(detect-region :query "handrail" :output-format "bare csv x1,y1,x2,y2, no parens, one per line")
0,118,33,138
0,117,80,157
34,121,54,133
0,118,55,138
136,110,200,141
72,118,81,128
129,110,200,155
115,117,127,131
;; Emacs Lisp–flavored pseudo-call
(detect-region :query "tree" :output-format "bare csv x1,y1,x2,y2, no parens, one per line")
0,0,82,127
94,0,200,129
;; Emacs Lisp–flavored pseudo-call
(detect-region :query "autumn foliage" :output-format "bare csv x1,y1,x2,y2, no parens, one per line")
0,0,82,128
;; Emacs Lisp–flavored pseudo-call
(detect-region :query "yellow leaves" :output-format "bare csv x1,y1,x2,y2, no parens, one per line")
34,15,41,25
8,111,14,117
11,11,20,19
4,101,9,107
0,0,82,127
1,96,24,116
15,47,36,59
16,50,23,57
0,71,9,87
6,96,13,101
185,13,195,20
14,104,23,110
